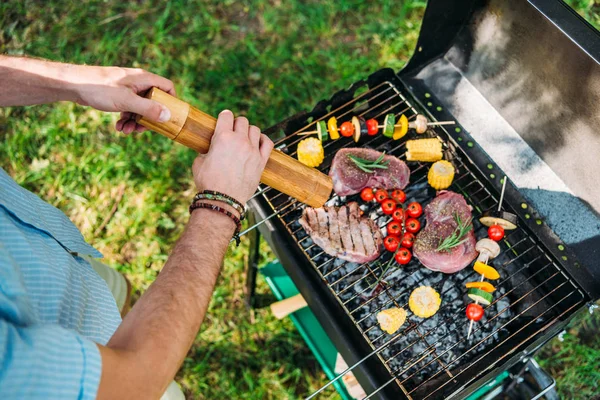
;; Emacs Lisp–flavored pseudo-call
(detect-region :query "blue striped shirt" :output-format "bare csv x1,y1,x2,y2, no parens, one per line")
0,168,122,399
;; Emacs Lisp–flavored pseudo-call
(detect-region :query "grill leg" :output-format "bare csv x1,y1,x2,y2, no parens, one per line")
244,210,261,309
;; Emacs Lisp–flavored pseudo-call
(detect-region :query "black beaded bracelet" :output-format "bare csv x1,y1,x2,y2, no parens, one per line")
189,202,241,246
193,190,246,220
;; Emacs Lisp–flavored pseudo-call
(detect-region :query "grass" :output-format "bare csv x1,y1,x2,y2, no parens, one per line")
0,1,598,399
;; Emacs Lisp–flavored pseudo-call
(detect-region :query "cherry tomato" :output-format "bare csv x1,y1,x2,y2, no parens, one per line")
401,232,415,249
391,208,405,223
488,224,505,241
383,236,400,253
340,121,354,137
391,189,406,204
406,202,423,218
395,248,412,265
374,189,389,203
466,303,484,321
360,187,374,202
405,218,421,233
387,221,402,237
366,119,379,136
381,199,397,215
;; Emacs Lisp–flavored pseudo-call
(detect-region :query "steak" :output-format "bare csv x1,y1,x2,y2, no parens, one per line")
299,202,383,263
413,191,478,273
329,148,410,196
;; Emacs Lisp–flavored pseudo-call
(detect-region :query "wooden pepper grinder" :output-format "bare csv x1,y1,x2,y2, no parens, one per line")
136,88,333,208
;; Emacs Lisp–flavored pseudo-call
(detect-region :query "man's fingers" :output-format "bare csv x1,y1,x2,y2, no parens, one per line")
215,110,234,135
259,134,274,161
116,118,126,132
249,125,261,148
233,116,249,135
122,119,138,135
123,92,171,123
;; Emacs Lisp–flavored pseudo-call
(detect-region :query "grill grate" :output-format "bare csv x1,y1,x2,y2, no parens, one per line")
251,80,586,399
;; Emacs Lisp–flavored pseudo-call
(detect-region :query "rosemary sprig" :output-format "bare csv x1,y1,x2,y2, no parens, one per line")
370,249,398,289
436,212,473,252
348,152,389,173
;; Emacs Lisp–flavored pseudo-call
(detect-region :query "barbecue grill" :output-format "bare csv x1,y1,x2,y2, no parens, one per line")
240,0,600,398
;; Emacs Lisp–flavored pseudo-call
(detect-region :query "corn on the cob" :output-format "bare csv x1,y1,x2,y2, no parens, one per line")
428,160,455,189
405,138,443,162
409,286,441,318
376,307,407,334
297,138,325,168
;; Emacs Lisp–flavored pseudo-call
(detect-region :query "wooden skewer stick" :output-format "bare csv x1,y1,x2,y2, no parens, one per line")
498,176,507,212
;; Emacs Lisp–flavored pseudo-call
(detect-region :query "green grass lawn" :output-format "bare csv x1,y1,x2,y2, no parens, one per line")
1,1,599,399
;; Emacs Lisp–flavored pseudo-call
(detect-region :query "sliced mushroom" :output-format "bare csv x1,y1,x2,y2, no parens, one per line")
476,238,501,263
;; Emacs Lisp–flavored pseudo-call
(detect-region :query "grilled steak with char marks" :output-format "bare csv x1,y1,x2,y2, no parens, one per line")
329,148,410,196
299,202,383,263
414,191,477,273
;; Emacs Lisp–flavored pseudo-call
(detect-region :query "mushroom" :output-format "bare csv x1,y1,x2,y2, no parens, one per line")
411,114,429,134
476,238,501,264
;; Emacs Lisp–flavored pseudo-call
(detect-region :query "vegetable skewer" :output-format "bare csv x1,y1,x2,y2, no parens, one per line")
467,176,508,339
299,114,455,136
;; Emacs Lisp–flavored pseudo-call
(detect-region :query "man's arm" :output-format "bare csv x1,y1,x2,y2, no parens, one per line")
0,55,175,133
96,110,274,399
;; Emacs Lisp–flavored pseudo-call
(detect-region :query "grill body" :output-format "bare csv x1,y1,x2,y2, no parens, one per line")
248,1,600,398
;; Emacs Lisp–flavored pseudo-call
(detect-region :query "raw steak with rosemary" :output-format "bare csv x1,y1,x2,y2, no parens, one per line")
329,148,410,196
413,191,477,273
299,202,383,263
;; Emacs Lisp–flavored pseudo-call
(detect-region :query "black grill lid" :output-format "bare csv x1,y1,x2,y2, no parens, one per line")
398,0,600,299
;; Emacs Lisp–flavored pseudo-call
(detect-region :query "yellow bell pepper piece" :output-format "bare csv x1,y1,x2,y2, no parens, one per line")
393,114,409,140
473,261,500,280
327,117,340,140
465,281,496,293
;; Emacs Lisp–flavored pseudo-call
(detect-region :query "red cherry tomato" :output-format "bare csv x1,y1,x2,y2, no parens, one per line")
405,218,421,233
466,303,484,321
488,224,505,241
391,189,406,204
360,187,374,202
401,232,415,249
395,247,412,265
340,121,354,137
383,236,400,253
366,119,379,136
392,208,405,222
374,189,389,203
381,199,397,215
387,221,402,237
406,202,423,218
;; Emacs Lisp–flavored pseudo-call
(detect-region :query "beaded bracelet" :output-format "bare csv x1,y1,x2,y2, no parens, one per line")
193,190,246,220
189,202,241,246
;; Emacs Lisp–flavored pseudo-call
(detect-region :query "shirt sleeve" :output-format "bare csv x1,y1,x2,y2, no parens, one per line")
0,320,102,399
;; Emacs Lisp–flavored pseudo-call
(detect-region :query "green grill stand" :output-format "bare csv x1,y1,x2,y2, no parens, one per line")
261,261,353,400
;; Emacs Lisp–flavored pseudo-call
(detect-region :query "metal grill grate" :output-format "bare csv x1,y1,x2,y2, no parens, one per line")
250,80,586,399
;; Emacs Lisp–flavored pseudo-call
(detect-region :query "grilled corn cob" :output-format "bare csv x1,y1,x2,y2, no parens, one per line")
297,138,324,168
405,138,443,162
427,160,455,189
409,286,441,318
376,307,407,334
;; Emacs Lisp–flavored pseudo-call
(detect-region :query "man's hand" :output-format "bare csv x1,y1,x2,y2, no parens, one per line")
0,55,175,134
71,65,176,134
192,110,274,204
97,112,272,399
